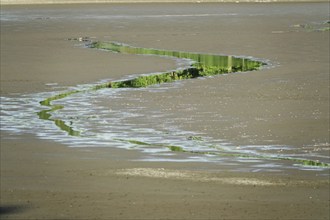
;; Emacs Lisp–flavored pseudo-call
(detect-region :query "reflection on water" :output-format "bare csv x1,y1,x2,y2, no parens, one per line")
90,42,264,88
92,41,263,76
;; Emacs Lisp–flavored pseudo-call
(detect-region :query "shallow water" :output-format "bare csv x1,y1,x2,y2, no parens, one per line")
1,3,329,175
1,61,329,174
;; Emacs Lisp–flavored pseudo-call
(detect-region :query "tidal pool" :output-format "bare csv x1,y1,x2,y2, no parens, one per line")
1,41,329,173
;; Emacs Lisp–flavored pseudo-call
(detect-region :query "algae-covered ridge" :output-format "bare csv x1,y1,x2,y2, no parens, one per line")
91,41,264,88
38,40,265,137
36,41,329,168
38,90,81,136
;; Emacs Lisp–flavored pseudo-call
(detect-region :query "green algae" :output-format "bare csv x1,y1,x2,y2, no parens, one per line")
167,144,311,166
91,41,263,73
91,41,264,88
95,135,330,168
187,136,203,141
114,138,152,146
110,68,200,88
284,158,329,167
39,90,80,107
36,41,329,169
37,84,116,136
38,41,264,137
38,90,81,136
165,144,330,168
168,145,185,152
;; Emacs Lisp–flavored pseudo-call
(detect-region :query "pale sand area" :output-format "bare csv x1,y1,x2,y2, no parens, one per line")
1,3,329,219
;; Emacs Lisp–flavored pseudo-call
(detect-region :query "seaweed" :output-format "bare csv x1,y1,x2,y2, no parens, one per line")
168,146,185,152
38,90,81,136
90,41,265,88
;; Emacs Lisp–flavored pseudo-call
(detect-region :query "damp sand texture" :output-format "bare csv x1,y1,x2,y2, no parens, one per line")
1,3,329,220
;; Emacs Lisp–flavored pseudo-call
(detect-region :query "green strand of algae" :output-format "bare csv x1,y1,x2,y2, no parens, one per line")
38,41,264,136
90,41,265,88
35,41,330,168
113,139,329,168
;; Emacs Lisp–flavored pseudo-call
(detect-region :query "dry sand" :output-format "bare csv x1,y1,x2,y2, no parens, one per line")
1,2,329,219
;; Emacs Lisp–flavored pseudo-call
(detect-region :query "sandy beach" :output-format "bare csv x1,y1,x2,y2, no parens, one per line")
1,2,329,219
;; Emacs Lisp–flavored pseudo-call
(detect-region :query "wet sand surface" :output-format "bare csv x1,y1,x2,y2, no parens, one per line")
1,3,329,219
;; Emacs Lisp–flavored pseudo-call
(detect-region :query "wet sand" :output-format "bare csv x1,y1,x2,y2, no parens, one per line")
1,3,329,219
